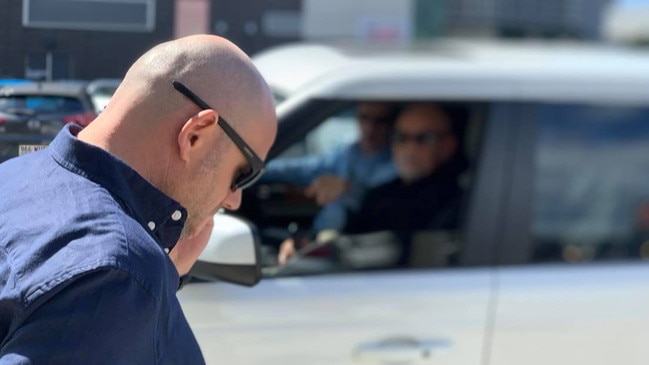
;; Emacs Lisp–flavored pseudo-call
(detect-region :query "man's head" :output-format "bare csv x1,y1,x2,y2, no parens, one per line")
78,35,277,241
392,103,459,184
356,102,397,154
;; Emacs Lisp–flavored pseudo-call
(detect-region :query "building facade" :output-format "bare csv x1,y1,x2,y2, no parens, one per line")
0,0,175,79
303,0,613,42
0,0,301,80
441,0,613,40
0,0,613,80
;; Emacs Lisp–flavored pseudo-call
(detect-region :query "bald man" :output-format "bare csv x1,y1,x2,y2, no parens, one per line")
0,35,276,363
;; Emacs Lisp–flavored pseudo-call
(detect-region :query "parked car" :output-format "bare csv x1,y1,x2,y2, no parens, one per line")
182,39,649,365
0,82,96,162
0,79,32,87
86,78,121,113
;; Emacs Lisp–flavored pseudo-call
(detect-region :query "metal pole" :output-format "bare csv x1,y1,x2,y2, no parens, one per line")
46,51,53,81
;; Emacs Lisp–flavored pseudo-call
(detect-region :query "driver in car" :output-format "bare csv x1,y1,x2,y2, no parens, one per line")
260,102,399,232
279,102,468,265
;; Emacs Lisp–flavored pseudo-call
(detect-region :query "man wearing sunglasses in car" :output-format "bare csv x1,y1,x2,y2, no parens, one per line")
0,35,276,364
344,103,467,234
279,103,466,265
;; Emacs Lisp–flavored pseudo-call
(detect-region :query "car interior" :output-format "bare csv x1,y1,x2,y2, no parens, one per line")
236,100,489,275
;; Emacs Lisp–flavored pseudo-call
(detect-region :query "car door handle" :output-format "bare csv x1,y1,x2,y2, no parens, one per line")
353,336,451,364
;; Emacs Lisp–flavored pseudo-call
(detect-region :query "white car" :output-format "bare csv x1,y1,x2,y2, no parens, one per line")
183,39,649,365
252,43,350,103
86,78,121,113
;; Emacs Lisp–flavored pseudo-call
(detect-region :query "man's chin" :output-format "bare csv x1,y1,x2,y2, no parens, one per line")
179,217,200,240
179,224,193,240
180,212,215,240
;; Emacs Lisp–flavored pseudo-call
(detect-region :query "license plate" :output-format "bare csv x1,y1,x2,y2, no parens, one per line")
18,144,48,156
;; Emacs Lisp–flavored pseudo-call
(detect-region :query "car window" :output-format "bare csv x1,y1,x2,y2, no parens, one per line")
258,101,487,276
278,106,359,158
89,86,117,97
0,95,85,114
532,105,649,262
306,108,358,155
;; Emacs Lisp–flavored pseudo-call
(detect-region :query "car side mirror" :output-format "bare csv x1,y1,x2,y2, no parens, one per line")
190,214,262,287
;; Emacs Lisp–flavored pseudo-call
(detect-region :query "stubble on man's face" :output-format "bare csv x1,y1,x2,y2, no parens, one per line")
176,144,228,239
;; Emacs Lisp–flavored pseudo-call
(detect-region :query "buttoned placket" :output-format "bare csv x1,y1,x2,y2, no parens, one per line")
148,209,186,254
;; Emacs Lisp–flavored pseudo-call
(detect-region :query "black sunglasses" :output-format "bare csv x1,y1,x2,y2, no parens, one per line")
172,81,265,191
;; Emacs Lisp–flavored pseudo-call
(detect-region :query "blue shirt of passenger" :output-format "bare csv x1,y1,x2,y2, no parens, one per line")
261,143,396,231
0,124,205,364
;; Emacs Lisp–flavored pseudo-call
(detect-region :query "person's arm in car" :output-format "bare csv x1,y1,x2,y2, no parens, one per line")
260,145,349,186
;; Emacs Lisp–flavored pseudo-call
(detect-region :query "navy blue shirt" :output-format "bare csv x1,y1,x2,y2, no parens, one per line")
0,125,205,364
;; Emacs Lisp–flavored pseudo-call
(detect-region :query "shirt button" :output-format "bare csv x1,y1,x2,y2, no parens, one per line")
148,221,156,231
164,248,170,254
171,210,183,221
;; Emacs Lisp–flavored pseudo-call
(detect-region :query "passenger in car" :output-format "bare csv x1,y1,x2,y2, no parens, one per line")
279,103,467,265
261,102,399,232
345,103,466,234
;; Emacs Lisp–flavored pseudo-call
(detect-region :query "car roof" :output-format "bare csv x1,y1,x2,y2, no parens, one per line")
0,82,89,98
275,39,649,106
252,44,350,98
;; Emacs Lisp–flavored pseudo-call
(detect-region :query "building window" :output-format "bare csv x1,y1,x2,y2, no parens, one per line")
23,0,156,32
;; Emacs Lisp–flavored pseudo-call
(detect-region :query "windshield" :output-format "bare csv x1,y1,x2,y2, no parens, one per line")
0,95,85,114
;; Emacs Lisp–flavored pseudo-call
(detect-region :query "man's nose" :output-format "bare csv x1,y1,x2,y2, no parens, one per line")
222,188,243,211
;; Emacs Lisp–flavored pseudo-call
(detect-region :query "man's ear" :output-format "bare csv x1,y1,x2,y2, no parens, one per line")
177,109,219,163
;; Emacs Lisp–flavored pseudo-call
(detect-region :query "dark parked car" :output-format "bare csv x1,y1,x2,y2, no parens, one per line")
0,79,32,87
0,82,96,162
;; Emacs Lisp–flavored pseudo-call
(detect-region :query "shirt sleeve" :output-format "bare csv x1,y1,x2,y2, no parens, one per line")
336,148,396,212
260,145,349,186
0,268,158,365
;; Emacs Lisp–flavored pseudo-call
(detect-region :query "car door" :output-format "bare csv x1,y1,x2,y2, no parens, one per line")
179,99,521,365
490,103,649,364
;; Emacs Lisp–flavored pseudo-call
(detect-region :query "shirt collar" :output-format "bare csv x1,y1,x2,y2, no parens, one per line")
48,124,187,251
